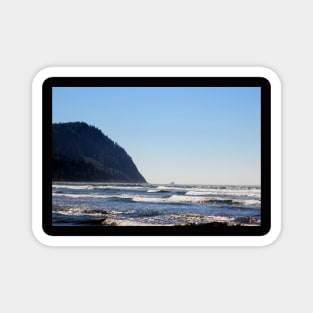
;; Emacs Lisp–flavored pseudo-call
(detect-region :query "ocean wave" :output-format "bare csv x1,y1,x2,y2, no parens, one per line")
147,189,169,193
52,193,132,200
92,185,147,191
53,208,109,217
185,190,260,197
52,184,93,190
175,214,236,225
233,199,261,206
102,219,162,226
131,195,260,206
53,192,260,206
53,193,113,199
146,185,260,197
99,214,259,226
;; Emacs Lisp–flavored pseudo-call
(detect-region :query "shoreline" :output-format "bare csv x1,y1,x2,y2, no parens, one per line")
60,218,259,227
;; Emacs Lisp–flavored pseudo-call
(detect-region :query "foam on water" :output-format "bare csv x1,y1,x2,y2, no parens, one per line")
92,185,147,191
53,184,92,190
147,188,169,193
99,214,256,226
53,191,260,206
52,193,133,200
132,196,168,203
53,207,108,217
102,219,162,226
132,194,260,206
186,189,260,197
233,199,261,206
52,183,261,226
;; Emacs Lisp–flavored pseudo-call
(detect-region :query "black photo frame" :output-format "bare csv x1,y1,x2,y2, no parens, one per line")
42,76,271,237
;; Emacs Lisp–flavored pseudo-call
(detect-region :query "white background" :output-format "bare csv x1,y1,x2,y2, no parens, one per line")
0,0,311,312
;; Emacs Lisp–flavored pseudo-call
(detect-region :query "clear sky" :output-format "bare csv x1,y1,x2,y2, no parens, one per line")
53,87,260,185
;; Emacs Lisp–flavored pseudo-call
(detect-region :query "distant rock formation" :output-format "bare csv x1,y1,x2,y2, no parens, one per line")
52,122,147,183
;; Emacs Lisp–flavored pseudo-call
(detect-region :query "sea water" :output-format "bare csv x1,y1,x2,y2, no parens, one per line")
52,183,261,226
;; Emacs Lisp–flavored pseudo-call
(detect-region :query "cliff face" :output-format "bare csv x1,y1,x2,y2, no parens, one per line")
52,122,147,183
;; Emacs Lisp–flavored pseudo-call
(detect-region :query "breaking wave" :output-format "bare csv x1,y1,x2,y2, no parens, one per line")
52,182,261,226
132,195,260,206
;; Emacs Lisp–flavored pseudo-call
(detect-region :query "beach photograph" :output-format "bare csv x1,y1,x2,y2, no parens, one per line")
52,86,261,227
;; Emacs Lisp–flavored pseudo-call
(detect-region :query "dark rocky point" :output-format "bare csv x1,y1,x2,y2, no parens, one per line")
52,122,146,183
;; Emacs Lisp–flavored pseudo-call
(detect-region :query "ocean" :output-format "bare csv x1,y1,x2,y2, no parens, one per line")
52,183,261,226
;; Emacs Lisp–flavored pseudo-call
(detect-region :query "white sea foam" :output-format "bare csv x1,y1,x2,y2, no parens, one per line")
53,191,260,206
53,208,107,217
100,215,244,226
177,215,235,223
52,193,123,199
94,185,147,191
168,214,260,226
233,199,261,206
186,189,260,197
186,191,216,196
132,196,167,203
132,195,218,204
131,194,260,206
147,188,169,193
169,195,221,203
102,219,163,226
52,184,93,190
157,185,168,189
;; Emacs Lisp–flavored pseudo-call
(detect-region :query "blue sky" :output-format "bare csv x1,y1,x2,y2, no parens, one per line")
53,87,260,185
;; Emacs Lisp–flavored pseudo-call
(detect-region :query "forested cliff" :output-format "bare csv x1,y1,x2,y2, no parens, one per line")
52,122,146,183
